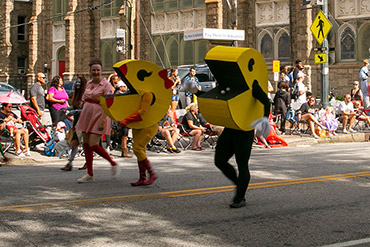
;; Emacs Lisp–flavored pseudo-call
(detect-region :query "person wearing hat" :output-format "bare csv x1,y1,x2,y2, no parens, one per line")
116,80,128,94
350,80,363,105
295,71,307,106
114,80,133,158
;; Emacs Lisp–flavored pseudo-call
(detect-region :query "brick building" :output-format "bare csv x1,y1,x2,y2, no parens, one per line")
0,0,369,99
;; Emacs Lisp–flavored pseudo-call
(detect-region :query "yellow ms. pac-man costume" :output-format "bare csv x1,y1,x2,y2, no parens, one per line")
198,46,268,131
199,46,271,208
100,60,173,186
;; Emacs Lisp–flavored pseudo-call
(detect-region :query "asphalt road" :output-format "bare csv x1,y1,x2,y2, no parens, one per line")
1,142,370,247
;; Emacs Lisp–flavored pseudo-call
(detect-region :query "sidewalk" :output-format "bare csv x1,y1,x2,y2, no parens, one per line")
3,131,369,166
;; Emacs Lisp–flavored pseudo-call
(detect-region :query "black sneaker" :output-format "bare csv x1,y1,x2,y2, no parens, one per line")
229,199,246,208
167,147,174,153
172,147,181,153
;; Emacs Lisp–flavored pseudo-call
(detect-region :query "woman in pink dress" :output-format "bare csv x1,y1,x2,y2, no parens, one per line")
76,58,120,183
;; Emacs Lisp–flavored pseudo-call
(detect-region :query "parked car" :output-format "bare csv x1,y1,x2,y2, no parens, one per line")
63,81,75,104
177,64,217,109
0,82,27,107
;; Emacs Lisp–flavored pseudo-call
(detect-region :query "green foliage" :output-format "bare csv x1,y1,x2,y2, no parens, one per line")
336,96,344,101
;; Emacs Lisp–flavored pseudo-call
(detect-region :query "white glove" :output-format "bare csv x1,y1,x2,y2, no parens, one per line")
250,116,270,138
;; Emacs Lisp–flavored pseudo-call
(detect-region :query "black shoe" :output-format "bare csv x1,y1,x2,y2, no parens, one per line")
229,199,246,208
167,147,174,153
172,147,181,153
61,164,72,171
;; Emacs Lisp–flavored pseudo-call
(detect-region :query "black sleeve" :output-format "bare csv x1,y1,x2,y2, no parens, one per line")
252,80,270,117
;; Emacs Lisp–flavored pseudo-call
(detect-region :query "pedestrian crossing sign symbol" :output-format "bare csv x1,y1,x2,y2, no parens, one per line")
314,53,327,64
310,10,332,45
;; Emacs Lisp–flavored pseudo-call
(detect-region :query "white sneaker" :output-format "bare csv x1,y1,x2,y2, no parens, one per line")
111,164,121,179
343,129,348,134
312,133,319,139
349,128,357,133
106,146,110,153
77,174,94,183
25,148,31,156
16,149,25,157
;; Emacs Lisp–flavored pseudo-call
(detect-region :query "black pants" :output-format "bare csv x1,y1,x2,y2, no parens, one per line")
49,107,66,125
215,128,254,202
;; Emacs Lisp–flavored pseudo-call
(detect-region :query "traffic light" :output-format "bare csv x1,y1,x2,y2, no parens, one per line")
302,0,311,5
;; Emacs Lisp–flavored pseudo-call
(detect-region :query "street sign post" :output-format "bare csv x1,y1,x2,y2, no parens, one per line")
273,60,280,91
310,10,332,45
314,53,327,64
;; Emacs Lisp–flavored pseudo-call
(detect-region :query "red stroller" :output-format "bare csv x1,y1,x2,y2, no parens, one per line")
20,105,51,148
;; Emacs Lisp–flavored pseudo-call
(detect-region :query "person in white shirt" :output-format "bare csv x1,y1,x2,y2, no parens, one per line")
339,94,357,134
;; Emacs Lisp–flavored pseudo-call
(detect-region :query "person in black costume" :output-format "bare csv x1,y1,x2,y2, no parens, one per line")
214,80,271,208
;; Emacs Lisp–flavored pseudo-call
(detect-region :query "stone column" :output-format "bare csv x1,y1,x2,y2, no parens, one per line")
0,0,14,83
205,0,222,29
64,0,78,81
238,0,256,48
27,0,43,86
290,0,313,91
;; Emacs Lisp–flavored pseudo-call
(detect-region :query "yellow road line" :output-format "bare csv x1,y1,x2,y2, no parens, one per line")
1,171,369,212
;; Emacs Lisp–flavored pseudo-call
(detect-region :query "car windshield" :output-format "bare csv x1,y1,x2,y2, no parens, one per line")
63,82,74,90
0,84,16,92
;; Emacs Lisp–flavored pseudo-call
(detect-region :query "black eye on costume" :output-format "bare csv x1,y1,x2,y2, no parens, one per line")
137,70,153,81
248,58,255,72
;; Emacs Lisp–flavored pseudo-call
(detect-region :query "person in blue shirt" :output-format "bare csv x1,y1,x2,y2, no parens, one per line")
183,67,200,107
360,59,369,102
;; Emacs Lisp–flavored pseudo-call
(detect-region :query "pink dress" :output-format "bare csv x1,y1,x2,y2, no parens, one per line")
76,77,113,135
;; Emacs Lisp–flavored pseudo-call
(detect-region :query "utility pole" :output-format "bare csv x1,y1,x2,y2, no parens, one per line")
321,0,329,108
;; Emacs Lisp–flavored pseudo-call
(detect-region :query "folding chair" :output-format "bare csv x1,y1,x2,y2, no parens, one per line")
201,124,218,148
147,133,167,153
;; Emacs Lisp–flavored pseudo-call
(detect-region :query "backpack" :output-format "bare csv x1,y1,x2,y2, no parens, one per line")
291,83,299,100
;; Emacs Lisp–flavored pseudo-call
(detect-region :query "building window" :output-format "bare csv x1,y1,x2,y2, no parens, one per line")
258,29,290,63
17,57,26,74
260,33,273,62
53,0,68,22
278,32,290,60
101,39,119,71
152,0,205,12
340,27,356,60
101,0,121,18
153,34,206,67
359,24,370,60
17,16,26,41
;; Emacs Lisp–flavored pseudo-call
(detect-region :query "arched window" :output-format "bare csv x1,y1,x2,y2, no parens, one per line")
153,37,165,67
278,32,290,60
359,24,370,60
101,40,119,71
167,36,179,67
181,40,193,65
195,40,207,64
261,33,273,61
340,27,356,60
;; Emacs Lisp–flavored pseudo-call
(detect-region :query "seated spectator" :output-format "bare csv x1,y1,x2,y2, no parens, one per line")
353,101,370,129
274,82,291,134
297,96,326,138
339,94,357,134
183,103,207,151
158,109,181,153
53,121,69,158
320,106,338,136
0,103,30,156
350,81,363,105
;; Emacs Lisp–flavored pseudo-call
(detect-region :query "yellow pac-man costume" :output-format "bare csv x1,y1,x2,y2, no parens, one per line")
198,46,271,208
100,60,173,186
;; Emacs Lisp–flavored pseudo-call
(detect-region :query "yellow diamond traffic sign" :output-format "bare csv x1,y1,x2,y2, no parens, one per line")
310,10,332,45
314,53,327,64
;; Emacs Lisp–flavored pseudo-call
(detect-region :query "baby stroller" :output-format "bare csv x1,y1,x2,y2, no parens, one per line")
20,105,51,148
